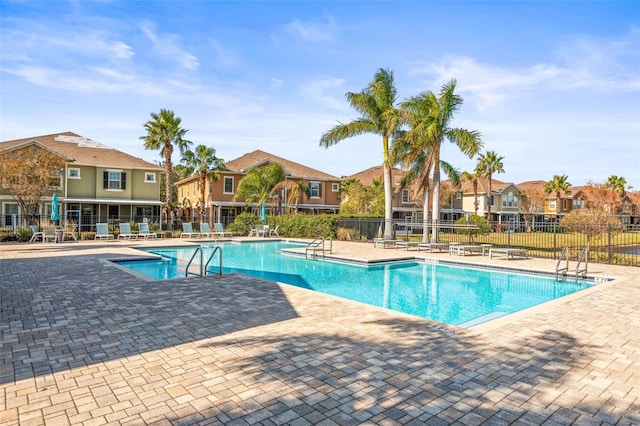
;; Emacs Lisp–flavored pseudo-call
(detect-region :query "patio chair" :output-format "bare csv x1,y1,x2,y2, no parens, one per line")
95,223,114,240
181,223,200,238
60,223,78,242
269,225,280,237
138,222,157,239
199,223,216,238
247,225,257,237
29,225,45,243
214,222,233,237
42,226,58,243
257,225,269,238
118,223,138,240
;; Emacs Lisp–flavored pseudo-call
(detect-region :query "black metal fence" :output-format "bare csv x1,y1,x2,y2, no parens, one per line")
336,218,640,267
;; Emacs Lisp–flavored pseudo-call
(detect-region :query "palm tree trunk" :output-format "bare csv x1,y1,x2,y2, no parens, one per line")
473,181,478,215
431,162,441,243
164,143,173,223
422,182,430,243
199,171,206,224
382,136,393,239
487,174,492,222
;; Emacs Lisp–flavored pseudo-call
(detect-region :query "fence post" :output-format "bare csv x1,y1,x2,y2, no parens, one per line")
608,224,612,264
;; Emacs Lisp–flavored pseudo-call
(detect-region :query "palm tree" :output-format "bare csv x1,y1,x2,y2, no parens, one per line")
544,174,572,214
320,68,402,239
141,109,192,221
460,169,481,215
393,92,460,242
606,175,627,197
234,162,286,210
271,180,310,214
181,145,225,224
401,79,482,242
476,151,505,222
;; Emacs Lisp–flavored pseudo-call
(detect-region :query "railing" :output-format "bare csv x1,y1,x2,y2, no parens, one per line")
186,244,222,277
306,237,332,259
555,246,570,280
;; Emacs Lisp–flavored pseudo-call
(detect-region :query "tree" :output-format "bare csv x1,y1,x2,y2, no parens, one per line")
234,163,286,209
181,145,225,224
339,178,384,215
582,181,621,214
476,150,505,222
141,109,192,221
606,175,628,215
320,68,402,239
561,208,624,248
402,79,482,242
271,179,311,214
519,187,546,232
460,169,481,215
544,174,571,215
0,145,66,222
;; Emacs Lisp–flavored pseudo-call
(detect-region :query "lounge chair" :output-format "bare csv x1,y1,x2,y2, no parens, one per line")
489,247,529,260
214,222,233,237
449,244,492,256
247,225,257,237
118,223,138,240
373,238,399,249
395,241,420,251
181,223,200,238
269,225,280,237
199,223,216,238
257,225,269,238
29,225,45,243
138,222,157,239
95,223,114,240
417,242,449,253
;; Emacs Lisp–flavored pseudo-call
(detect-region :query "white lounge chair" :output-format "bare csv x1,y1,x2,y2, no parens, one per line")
60,223,77,242
95,223,114,240
489,247,529,260
29,225,45,243
118,223,138,240
214,222,233,237
42,226,58,243
269,225,280,237
181,223,200,238
199,223,216,238
138,222,157,239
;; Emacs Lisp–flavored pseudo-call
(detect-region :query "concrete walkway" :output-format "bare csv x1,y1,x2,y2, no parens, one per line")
1,238,639,425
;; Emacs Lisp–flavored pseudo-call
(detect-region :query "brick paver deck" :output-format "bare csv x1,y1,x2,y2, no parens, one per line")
1,238,639,425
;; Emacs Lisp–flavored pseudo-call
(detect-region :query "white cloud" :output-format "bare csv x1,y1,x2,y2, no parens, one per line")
139,20,200,70
299,76,348,111
284,17,337,42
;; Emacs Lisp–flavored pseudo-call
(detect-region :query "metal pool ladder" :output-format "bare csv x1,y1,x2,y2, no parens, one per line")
305,237,332,259
555,245,588,280
186,244,223,277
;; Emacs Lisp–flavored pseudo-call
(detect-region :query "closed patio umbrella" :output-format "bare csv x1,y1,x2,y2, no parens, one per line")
50,193,60,223
260,202,266,222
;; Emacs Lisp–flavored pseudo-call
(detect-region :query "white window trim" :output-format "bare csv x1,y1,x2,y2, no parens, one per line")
223,176,234,194
106,170,124,191
310,181,321,199
331,183,339,192
401,189,410,204
144,172,156,183
68,168,81,179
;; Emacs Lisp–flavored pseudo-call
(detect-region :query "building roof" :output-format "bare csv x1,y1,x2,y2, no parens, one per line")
347,165,407,187
224,150,339,181
453,177,513,194
0,131,163,171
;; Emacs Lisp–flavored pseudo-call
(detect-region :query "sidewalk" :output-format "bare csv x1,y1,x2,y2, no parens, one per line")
1,239,639,425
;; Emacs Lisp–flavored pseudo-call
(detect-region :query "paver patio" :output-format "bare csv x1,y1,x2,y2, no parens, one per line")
1,238,639,425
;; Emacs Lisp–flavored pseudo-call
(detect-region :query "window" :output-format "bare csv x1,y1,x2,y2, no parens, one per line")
68,168,80,179
103,171,126,190
224,177,234,194
145,173,156,183
562,199,569,210
309,182,322,198
489,195,494,206
331,183,339,192
402,189,410,203
549,200,556,210
456,192,462,200
502,195,508,207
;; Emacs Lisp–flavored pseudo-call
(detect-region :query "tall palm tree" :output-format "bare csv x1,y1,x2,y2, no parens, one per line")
460,169,481,215
476,150,505,222
320,68,402,239
402,79,482,242
181,145,225,224
141,109,192,221
393,92,459,242
544,174,572,214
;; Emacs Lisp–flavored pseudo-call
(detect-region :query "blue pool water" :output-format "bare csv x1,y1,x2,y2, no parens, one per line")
116,241,593,327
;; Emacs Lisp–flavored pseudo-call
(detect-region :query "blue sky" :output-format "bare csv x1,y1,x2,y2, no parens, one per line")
2,1,639,189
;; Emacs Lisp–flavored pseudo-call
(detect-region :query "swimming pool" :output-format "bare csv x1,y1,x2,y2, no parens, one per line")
116,241,593,327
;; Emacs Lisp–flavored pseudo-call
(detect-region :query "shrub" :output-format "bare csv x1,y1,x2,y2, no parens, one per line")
454,215,490,242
